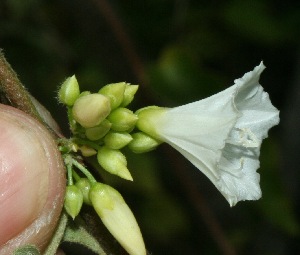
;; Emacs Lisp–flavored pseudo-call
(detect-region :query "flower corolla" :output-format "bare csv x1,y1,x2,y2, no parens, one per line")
136,62,279,206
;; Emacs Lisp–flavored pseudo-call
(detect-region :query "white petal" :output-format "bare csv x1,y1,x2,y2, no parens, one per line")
216,62,279,205
216,143,261,206
157,88,238,181
233,62,279,140
155,62,279,206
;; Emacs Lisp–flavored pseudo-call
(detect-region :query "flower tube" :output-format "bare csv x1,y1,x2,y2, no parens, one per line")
136,62,279,206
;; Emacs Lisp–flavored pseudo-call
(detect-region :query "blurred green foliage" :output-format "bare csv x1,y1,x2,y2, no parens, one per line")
1,0,300,254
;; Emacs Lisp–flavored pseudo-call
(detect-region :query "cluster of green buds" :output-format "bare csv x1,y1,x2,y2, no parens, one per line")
62,155,146,255
58,75,162,255
59,75,161,180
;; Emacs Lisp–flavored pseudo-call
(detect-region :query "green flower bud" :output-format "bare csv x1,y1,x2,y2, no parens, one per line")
89,183,146,255
79,145,97,157
72,93,111,128
64,185,83,219
120,84,139,107
136,106,167,140
128,132,161,153
104,131,133,149
99,82,126,110
97,146,133,181
58,75,80,106
78,91,91,97
75,178,92,205
85,119,112,141
107,108,138,132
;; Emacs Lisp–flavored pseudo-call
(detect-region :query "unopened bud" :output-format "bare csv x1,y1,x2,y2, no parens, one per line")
120,84,139,107
85,119,112,141
72,93,111,128
79,145,97,157
89,183,146,255
107,108,138,132
58,75,80,106
75,178,92,205
104,131,133,149
78,91,91,97
99,82,126,110
136,106,167,140
128,132,161,153
64,185,83,219
97,146,133,181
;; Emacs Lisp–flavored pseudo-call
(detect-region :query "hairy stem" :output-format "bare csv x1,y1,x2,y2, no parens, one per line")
0,50,41,121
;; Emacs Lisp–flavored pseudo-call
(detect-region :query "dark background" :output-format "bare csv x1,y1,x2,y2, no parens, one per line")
1,1,300,254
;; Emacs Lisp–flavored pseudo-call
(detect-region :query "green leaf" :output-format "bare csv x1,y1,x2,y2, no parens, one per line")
62,216,106,255
13,245,40,255
63,207,131,255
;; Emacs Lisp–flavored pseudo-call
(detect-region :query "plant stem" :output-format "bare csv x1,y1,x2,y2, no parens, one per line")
0,50,41,121
71,158,97,185
67,164,74,185
0,50,60,139
72,169,81,182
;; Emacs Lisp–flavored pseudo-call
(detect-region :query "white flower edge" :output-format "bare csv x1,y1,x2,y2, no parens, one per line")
137,62,280,206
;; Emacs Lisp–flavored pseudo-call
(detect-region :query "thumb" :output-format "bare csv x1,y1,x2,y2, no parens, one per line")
0,104,66,254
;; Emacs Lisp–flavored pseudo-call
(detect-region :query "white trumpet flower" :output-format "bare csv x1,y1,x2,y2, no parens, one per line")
136,62,279,206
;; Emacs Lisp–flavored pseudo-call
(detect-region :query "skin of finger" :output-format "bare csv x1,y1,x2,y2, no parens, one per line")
0,104,66,254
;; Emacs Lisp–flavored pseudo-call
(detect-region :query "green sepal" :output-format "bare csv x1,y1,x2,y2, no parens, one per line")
85,119,112,141
107,108,138,132
128,132,162,153
120,84,139,107
78,91,91,97
136,106,167,140
76,178,92,205
67,106,86,135
64,185,84,219
58,75,80,106
97,146,133,181
104,131,133,149
99,82,126,110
